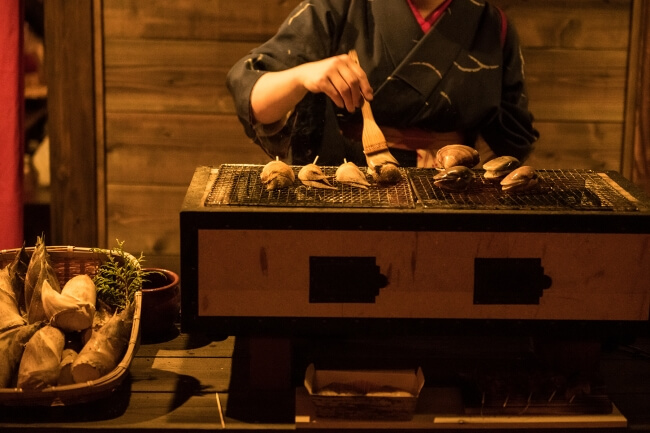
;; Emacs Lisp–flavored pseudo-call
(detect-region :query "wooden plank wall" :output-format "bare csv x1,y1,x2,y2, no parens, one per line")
101,0,632,274
101,0,295,271
500,0,631,170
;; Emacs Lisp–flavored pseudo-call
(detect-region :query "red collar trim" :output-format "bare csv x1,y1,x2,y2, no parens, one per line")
406,0,453,33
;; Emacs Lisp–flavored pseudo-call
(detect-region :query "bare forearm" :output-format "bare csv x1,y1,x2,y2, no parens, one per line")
250,55,374,126
250,69,308,125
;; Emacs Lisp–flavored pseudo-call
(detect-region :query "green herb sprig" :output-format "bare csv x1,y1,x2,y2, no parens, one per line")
93,240,146,311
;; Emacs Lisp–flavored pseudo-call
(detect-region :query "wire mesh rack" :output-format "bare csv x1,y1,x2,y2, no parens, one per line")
205,165,640,212
204,164,416,209
408,168,641,212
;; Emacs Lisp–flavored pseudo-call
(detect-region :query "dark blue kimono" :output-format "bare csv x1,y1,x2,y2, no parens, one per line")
226,0,539,166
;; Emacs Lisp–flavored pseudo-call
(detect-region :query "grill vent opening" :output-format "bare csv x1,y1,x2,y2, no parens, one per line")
474,258,552,305
309,257,388,303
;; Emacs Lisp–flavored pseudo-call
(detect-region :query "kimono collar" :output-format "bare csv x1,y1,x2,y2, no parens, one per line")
373,0,487,97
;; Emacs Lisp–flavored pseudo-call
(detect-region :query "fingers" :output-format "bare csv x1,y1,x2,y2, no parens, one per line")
334,54,374,110
346,54,374,102
302,54,373,112
329,64,363,112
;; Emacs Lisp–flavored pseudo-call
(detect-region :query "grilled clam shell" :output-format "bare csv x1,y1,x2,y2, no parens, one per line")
335,161,370,188
298,163,336,189
500,165,539,192
435,144,480,170
260,159,295,190
483,156,520,180
433,165,474,191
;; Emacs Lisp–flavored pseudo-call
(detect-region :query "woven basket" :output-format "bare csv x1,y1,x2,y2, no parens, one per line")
0,246,141,406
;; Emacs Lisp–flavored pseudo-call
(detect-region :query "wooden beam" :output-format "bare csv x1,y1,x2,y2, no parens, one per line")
94,0,107,248
621,0,643,179
626,0,650,193
44,0,98,246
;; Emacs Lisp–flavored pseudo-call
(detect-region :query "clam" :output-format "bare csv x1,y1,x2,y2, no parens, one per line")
366,151,402,185
260,157,295,190
500,165,539,192
435,144,480,170
483,155,520,180
335,159,370,189
433,165,474,191
370,163,402,185
298,156,336,189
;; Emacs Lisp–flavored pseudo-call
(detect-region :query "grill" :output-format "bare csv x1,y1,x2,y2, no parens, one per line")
182,165,650,337
205,164,415,209
182,164,649,421
205,165,642,212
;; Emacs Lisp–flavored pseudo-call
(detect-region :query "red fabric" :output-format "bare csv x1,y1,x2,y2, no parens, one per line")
497,7,508,48
0,1,24,249
406,0,453,33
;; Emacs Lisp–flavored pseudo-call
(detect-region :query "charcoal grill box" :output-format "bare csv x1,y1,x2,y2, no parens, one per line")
180,165,650,336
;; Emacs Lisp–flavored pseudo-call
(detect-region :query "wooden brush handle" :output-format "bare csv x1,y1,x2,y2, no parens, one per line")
360,102,389,154
348,48,360,64
348,49,389,155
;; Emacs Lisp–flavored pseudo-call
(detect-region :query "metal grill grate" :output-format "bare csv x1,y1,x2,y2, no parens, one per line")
409,168,641,211
205,164,416,208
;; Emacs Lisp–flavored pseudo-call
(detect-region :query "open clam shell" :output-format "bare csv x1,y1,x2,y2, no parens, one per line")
435,144,480,170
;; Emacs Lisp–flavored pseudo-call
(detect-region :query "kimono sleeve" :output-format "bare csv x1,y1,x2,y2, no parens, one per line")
480,15,539,162
225,0,351,159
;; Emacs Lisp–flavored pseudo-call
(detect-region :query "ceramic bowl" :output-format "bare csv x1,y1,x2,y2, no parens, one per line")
140,268,180,338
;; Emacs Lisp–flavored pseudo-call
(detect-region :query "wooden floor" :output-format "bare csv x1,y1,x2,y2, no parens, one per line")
1,325,649,432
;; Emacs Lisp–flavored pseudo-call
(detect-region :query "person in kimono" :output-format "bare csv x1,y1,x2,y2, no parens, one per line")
226,0,539,168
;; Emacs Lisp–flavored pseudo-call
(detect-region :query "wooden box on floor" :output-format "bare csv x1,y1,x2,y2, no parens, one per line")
303,364,424,421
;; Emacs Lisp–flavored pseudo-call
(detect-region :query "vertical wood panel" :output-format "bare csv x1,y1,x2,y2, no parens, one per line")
629,0,650,194
94,0,107,248
44,0,97,246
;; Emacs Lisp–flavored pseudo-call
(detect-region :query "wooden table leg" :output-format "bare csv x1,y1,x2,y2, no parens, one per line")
226,336,295,423
248,336,293,390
